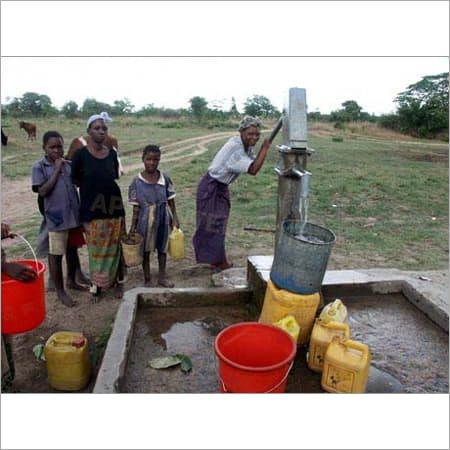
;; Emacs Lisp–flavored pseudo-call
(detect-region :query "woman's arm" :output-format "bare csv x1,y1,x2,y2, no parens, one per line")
129,205,140,234
168,199,179,229
248,138,271,175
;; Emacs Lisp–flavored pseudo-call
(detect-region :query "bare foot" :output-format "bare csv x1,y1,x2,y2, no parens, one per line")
114,284,124,298
57,291,75,307
66,281,89,291
158,278,174,288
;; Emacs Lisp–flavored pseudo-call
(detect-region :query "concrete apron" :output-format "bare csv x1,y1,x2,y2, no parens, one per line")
94,256,448,393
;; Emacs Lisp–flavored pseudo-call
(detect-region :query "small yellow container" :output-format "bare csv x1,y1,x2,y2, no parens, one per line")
307,319,351,373
44,331,91,391
319,299,348,324
321,337,371,393
168,227,185,260
259,279,321,345
273,315,301,344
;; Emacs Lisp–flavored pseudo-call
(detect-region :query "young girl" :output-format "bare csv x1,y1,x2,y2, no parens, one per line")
128,145,179,287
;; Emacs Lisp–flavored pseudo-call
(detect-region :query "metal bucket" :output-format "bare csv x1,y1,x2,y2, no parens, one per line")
270,220,335,295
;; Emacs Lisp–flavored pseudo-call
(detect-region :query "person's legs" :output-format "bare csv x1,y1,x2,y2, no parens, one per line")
74,250,90,285
114,256,125,298
48,231,74,307
66,246,88,291
143,251,152,286
48,254,75,307
157,252,174,287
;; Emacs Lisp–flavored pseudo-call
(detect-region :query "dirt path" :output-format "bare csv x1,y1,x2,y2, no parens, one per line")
1,131,235,228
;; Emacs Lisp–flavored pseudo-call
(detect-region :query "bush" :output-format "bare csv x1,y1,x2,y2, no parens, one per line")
332,136,344,142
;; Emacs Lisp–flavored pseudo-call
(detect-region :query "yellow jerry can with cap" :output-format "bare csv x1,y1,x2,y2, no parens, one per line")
307,319,351,373
273,315,301,344
259,279,320,345
168,227,185,260
321,337,371,393
44,331,91,391
319,299,348,324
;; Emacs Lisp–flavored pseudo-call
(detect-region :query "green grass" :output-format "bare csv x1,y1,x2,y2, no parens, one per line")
2,116,448,270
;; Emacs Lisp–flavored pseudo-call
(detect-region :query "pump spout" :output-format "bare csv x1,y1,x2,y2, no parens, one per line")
291,169,311,198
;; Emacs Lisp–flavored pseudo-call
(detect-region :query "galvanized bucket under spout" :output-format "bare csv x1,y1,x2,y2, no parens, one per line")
270,220,336,295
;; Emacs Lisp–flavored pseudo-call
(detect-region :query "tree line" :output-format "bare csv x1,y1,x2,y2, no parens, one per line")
2,72,448,139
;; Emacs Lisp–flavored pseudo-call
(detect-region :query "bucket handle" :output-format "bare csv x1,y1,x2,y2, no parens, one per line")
11,233,38,268
220,360,294,394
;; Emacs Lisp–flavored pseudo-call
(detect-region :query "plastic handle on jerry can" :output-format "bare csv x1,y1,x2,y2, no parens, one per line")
343,340,369,358
326,321,351,338
52,336,85,347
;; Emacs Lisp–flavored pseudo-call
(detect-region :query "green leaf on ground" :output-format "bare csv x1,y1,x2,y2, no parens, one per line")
149,355,182,369
176,354,193,373
32,344,46,361
148,354,193,372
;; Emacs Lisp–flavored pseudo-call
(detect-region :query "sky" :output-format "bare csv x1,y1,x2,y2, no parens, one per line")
1,1,449,450
1,56,449,115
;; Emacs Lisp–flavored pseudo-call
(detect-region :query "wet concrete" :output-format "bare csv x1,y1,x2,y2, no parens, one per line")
121,292,448,393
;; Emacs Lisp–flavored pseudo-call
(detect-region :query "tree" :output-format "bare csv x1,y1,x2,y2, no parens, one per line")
189,96,208,121
81,98,112,116
243,95,279,118
18,92,56,116
330,100,364,122
62,101,79,118
394,72,448,137
112,98,134,115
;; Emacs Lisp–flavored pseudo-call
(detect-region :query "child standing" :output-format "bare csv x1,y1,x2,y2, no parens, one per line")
31,131,86,307
128,145,179,287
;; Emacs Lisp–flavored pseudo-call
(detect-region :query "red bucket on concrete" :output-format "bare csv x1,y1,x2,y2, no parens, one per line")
1,259,46,334
214,322,296,393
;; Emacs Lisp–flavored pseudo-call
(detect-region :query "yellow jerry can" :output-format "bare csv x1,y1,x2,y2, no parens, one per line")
273,315,301,344
259,279,320,345
307,319,351,373
168,227,185,260
319,299,348,324
44,331,91,391
321,337,371,393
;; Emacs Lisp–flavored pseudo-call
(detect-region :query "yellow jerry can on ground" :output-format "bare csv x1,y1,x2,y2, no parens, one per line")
259,279,320,345
168,227,185,260
307,319,351,373
273,315,301,344
321,337,371,393
44,331,91,391
319,299,348,324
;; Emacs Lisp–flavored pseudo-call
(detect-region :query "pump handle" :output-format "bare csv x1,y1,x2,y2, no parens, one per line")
268,116,283,143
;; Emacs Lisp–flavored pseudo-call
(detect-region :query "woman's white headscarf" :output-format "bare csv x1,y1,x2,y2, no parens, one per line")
87,111,113,129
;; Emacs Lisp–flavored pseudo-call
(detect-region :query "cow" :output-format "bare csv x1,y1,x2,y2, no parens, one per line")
1,128,7,146
67,134,125,176
19,121,37,140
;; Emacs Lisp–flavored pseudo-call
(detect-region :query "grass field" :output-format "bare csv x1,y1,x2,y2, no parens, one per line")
1,116,448,270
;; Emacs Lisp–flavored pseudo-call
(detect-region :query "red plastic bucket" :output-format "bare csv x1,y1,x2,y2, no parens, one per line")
1,259,46,334
214,322,297,393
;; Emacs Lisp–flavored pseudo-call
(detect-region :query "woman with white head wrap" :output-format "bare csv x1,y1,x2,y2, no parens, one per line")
71,112,127,301
192,116,273,271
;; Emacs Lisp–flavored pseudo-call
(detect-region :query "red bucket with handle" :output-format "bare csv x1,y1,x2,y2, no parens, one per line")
1,234,46,334
214,322,296,393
